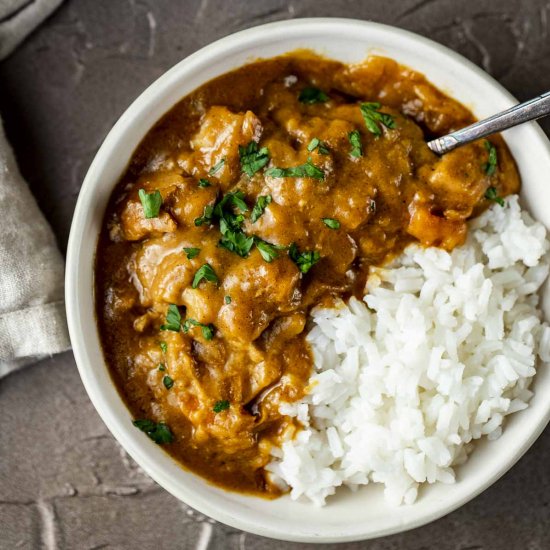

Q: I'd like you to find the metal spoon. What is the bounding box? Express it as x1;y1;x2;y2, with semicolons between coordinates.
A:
427;91;550;155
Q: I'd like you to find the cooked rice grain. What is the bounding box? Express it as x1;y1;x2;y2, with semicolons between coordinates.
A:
267;196;550;506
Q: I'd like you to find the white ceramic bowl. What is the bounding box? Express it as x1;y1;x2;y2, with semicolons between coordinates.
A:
66;18;550;543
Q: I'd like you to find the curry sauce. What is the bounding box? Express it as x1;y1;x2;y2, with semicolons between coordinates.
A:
95;51;520;495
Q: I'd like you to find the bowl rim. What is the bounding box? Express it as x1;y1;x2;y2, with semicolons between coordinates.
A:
66;17;550;543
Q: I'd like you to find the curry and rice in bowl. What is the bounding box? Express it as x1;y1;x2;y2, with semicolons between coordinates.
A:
95;51;550;505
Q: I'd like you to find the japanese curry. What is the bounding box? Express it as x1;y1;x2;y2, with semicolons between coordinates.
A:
95;51;519;496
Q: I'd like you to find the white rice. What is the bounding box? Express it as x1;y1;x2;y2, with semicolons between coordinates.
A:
267;195;550;506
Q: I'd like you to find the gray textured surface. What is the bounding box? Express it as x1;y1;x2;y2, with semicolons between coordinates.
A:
1;1;550;548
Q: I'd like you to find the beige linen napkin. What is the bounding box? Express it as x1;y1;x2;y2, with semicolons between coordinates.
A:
0;0;64;59
0;0;69;377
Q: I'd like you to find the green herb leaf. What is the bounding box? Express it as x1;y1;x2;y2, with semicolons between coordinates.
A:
159;341;167;353
227;191;248;213
224;295;231;304
484;186;505;207
251;195;272;223
299;87;329;104
201;325;214;340
289;243;321;274
212;192;254;257
348;130;363;157
219;229;255;257
208;158;225;176
307;138;330;155
160;304;181;332
213;400;230;413
158;363;166;371
360;102;396;136
307;137;320;151
183;247;200;259
133;419;174;444
307;138;321;152
214;191;248;220
239;141;270;176
198;178;212;188
194;204;215;226
163;375;174;390
195;191;255;258
192;263;218;288
182;318;215;340
322;218;340;229
483;140;498;176
255;237;282;263
265;157;324;180
216;205;247;255
138;189;163;219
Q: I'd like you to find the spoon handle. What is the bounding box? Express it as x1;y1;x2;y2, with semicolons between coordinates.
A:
427;91;550;154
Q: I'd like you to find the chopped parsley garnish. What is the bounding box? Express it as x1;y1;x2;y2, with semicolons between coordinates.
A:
255;237;283;263
485;186;505;207
213;400;230;413
265;157;324;180
194;191;275;260
219;230;255;257
158;363;166;371
360;102;396;136
307;138;330;155
192;263;218;288
210;191;248;233
224;295;232;304
194;204;215;226
348;130;363;157
212;191;254;257
183;318;215;340
208;158;225;176
183;247;200;259
159;341;167;353
162;375;174;390
133;419;174;444
483;140;498;176
322;218;340;229
138;189;162;219
251;195;272;223
215;190;248;214
299;87;329;104
239;141;270;176
160;304;181;332
198;178;212;188
289;243;321;274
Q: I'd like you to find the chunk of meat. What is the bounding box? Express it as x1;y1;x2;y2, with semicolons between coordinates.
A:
133;231;220;306
120;200;176;241
244;200;305;246
216;251;301;342
168;177;218;227
407;193;467;250
334;56;473;134
119;172;187;241
181;284;222;327
420;141;490;219
179;106;263;190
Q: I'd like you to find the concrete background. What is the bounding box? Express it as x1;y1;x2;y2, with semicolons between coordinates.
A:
1;0;549;548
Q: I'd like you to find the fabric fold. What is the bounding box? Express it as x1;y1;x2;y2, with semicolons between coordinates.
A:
0;116;70;377
0;0;64;59
0;0;69;377
0;301;68;376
